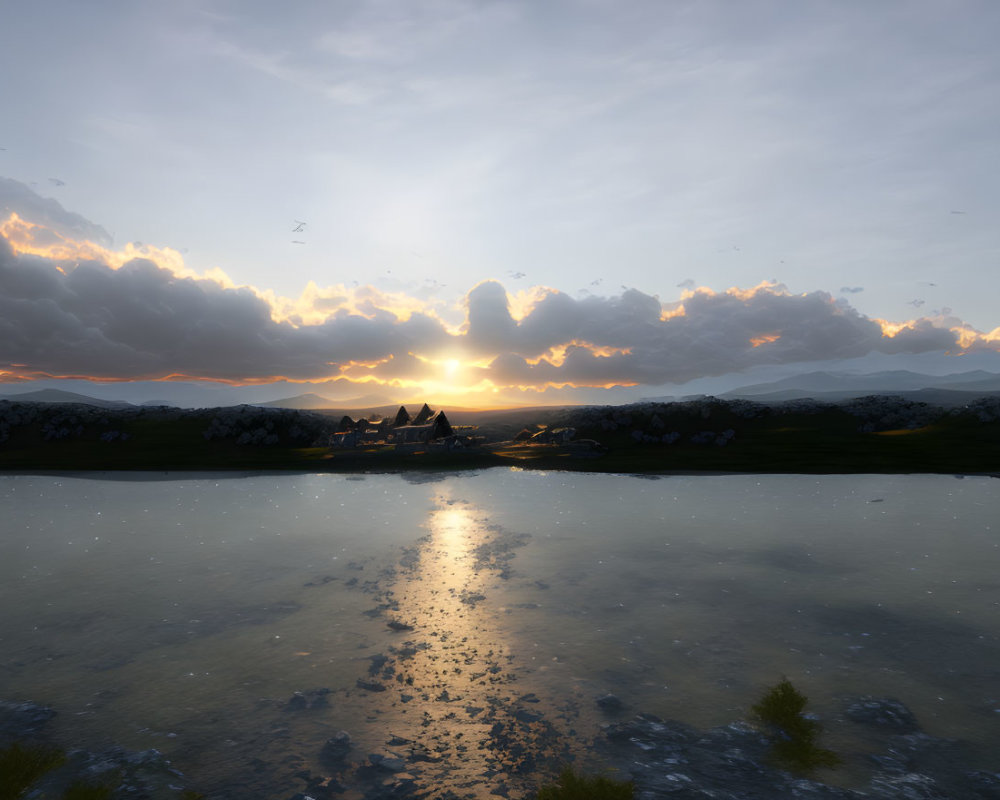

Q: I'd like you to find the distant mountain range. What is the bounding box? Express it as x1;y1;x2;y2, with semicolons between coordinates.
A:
0;388;401;412
0;388;135;409
719;369;1000;405
5;369;1000;412
253;391;396;410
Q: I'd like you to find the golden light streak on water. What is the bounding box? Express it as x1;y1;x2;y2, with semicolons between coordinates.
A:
319;494;572;799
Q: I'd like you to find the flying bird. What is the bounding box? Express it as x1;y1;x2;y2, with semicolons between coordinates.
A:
906;299;925;308
590;278;602;286
950;210;966;215
291;240;306;244
292;220;306;232
48;178;65;186
507;271;526;279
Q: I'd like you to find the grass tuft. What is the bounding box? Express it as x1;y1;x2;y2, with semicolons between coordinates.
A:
751;678;841;772
62;780;115;800
535;766;633;800
0;742;67;800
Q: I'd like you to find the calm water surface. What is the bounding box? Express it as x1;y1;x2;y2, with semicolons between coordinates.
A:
1;470;998;797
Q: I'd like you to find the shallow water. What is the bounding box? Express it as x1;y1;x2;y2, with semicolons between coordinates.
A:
1;470;998;797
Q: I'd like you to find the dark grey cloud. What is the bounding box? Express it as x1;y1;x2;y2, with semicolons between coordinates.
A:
0;239;989;390
468;280;971;387
0;238;449;382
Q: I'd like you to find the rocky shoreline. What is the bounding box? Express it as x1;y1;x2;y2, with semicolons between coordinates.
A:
5;694;1000;799
0;699;203;798
4;484;999;799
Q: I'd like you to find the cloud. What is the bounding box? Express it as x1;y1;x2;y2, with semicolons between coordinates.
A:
2;183;999;394
0;236;451;384
0;178;112;246
466;282;979;387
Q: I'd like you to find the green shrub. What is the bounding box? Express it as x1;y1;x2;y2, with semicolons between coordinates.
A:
535;766;633;800
751;678;841;772
62;780;115;800
0;742;66;800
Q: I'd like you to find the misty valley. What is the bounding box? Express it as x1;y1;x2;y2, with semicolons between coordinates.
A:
2;471;999;799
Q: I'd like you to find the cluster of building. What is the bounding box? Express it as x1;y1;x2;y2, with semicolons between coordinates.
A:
329;403;459;448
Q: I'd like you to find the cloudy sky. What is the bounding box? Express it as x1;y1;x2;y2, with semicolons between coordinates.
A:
2;0;999;407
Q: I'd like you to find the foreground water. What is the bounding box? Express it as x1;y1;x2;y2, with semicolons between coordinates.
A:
1;470;998;798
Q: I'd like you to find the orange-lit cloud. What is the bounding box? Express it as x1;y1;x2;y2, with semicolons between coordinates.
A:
3;179;1000;402
750;333;781;348
1;213;234;287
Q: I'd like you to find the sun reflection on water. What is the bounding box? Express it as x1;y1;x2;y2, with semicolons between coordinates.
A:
335;492;570;799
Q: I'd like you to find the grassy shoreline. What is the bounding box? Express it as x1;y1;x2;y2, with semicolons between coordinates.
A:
2;397;998;475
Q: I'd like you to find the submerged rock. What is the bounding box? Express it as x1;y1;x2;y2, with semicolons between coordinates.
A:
320;731;353;768
0;699;56;739
596;693;625;712
845;696;920;733
601;709;1000;799
285;688;331;711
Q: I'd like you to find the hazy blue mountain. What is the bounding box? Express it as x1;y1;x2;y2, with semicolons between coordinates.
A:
721;369;1000;404
255;392;397;410
0;389;134;408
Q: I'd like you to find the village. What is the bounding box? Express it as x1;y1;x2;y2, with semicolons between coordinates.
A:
328;403;462;450
326;402;581;452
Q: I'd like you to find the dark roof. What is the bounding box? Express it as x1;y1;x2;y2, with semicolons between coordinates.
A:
413;403;434;425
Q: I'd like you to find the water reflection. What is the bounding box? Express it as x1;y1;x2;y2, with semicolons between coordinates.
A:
333;492;569;799
3;472;999;798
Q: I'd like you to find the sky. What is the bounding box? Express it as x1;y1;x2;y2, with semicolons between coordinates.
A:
2;0;1000;408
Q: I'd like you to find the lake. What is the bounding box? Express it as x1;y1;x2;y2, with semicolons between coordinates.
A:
1;470;998;798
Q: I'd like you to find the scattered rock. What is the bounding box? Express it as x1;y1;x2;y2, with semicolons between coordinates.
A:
602;711;1000;800
303;575;337;587
0;699;56;738
368;653;391;676
387;620;414;632
596;693;624;712
845;696;920;733
369;754;407;772
320;731;352;767
285;688;331;711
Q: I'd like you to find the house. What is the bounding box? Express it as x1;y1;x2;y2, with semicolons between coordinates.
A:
328;404;455;448
412;403;434;425
390;410;453;444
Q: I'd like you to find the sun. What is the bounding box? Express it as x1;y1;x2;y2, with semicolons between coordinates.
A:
444;359;461;377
